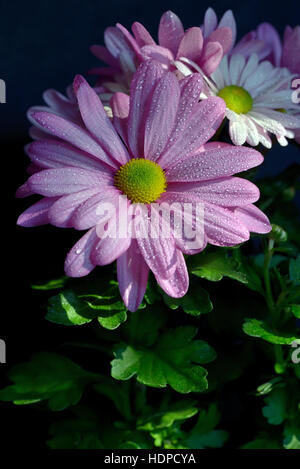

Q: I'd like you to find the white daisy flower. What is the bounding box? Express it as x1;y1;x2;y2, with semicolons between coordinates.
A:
200;53;300;148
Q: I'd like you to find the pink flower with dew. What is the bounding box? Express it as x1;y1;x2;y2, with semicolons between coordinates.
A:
201;53;300;147
17;62;270;312
281;26;300;75
90;9;233;95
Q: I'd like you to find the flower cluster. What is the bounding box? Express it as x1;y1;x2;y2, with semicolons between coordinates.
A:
17;8;300;311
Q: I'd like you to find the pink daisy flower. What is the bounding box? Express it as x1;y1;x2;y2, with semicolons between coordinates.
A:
17;61;270;312
90;10;233;96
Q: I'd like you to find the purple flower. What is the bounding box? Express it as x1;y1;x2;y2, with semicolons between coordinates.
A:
17;62;270;311
90;10;233;93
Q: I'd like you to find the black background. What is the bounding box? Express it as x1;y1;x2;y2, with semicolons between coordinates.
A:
0;0;299;450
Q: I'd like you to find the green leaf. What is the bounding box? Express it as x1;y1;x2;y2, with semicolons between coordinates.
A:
47;282;128;330
0;353;98;411
98;311;127;330
241;437;280;449
162;283;212;316
47;290;96;326
290;304;300;318
137;400;198;431
283;425;300;449
189;251;247;283
289;256;300;285
243;318;299;345
31;276;68;290
262;389;287;425
184;404;228;449
111;326;215;393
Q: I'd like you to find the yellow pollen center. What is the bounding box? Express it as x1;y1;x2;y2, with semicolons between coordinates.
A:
218;85;253;114
114;158;167;203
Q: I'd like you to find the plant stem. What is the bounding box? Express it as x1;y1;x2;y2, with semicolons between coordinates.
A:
263;238;275;313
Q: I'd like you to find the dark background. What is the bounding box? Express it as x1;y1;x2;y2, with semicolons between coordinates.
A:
0;0;299;449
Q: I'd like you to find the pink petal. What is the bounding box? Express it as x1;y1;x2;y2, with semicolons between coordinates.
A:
234;204;271;234
16;181;34;198
48;188;99;227
206;27;233;55
132;21;156;47
73;75;129;166
28;110;118;169
104;26;135;59
160;97;226;169
91;231;131;266
159;192;207;254
110;92;130;144
177;27;204;62
43;89;80;122
204;203;250;246
165;142;263;181
91;205;131;265
127;61;165;157
167;177;260;206
140;44;174;65
144;72;180;161
219;10;237;47
202;8;218;37
116;23;142;59
257;23;282;67
17;197;58;227
200;41;223;76
135;205;177;279
90;44;119;68
155;250;189;298
158;74;203;164
27;139;110;172
71;190;119;230
28;168;111;197
64;227;98;277
117;240;149;312
158;10;184;56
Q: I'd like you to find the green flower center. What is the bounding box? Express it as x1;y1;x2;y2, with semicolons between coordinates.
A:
218;85;253;114
114;158;167;204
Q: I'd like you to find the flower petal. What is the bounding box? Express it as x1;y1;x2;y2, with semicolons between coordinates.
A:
64;227;98;277
73;75;129;165
27;139;110;172
117;240;149;312
168;176;260;206
200;41;223;76
17;197;58;227
177;27;204;62
110;92;130;144
28;110;117;168
158;10;184;56
132;21;156;47
155;250;189;298
160;97;226;169
144;72;180;161
28;168;111;197
135;205;177;279
234;204;271;234
48;188;99;227
165;142;263;181
127;61;165;156
204;203;250;246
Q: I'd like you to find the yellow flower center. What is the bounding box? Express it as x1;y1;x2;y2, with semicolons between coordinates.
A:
218;85;253;114
114;158;167;203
